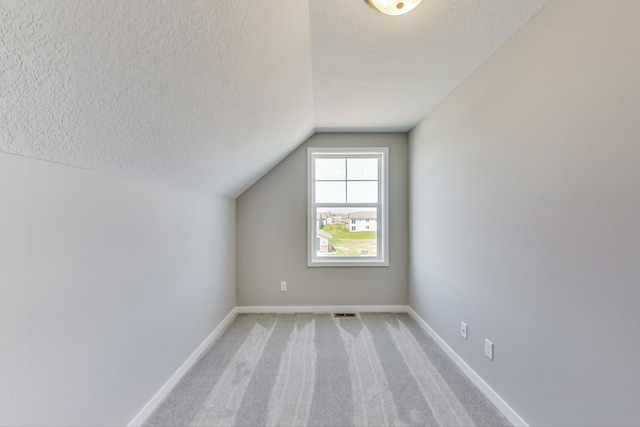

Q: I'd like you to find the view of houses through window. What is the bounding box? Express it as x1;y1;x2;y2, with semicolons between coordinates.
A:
316;207;377;257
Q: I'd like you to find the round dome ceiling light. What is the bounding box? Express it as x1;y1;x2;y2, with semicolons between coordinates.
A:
365;0;423;16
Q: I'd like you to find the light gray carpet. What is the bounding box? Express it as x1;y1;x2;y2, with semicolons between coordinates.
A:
145;313;510;427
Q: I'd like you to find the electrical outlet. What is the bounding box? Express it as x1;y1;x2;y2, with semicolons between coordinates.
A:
485;339;494;360
280;281;287;292
460;321;468;340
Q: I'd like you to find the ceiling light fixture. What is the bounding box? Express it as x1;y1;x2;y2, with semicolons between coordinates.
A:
365;0;423;16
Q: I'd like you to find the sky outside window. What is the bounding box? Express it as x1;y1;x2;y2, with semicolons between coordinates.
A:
315;157;378;204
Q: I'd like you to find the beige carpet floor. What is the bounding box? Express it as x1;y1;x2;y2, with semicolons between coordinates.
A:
145;313;510;427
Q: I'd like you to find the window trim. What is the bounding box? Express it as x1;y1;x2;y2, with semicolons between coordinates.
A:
307;146;389;267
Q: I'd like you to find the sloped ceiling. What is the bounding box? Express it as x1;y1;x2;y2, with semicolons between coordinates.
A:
310;0;549;130
0;0;548;197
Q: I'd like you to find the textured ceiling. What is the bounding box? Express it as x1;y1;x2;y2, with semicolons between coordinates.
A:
0;0;549;197
310;0;549;131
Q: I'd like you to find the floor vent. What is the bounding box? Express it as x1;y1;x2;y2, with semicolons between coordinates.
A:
333;313;357;318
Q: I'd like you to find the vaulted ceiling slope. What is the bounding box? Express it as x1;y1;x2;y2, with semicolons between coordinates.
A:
0;0;548;197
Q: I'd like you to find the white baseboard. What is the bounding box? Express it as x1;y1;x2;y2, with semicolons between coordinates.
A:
236;305;410;314
407;308;528;427
128;307;239;427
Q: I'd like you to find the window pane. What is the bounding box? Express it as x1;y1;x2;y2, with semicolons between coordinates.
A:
315;207;377;257
347;181;378;203
316;182;346;203
347;158;378;180
316;158;345;180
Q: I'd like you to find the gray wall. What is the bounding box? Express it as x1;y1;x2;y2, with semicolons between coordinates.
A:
237;133;408;306
409;1;640;425
0;152;236;426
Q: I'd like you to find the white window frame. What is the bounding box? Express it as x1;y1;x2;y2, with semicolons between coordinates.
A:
307;147;389;267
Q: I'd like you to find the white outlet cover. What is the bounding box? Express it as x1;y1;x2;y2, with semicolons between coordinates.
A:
280;281;287;291
461;321;468;340
485;339;494;360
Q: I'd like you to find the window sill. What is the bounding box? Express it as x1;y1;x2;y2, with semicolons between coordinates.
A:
307;259;389;268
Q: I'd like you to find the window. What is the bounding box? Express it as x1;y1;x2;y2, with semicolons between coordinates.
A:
308;147;389;267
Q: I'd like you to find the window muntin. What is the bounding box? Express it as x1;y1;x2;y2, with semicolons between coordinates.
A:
308;147;389;267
